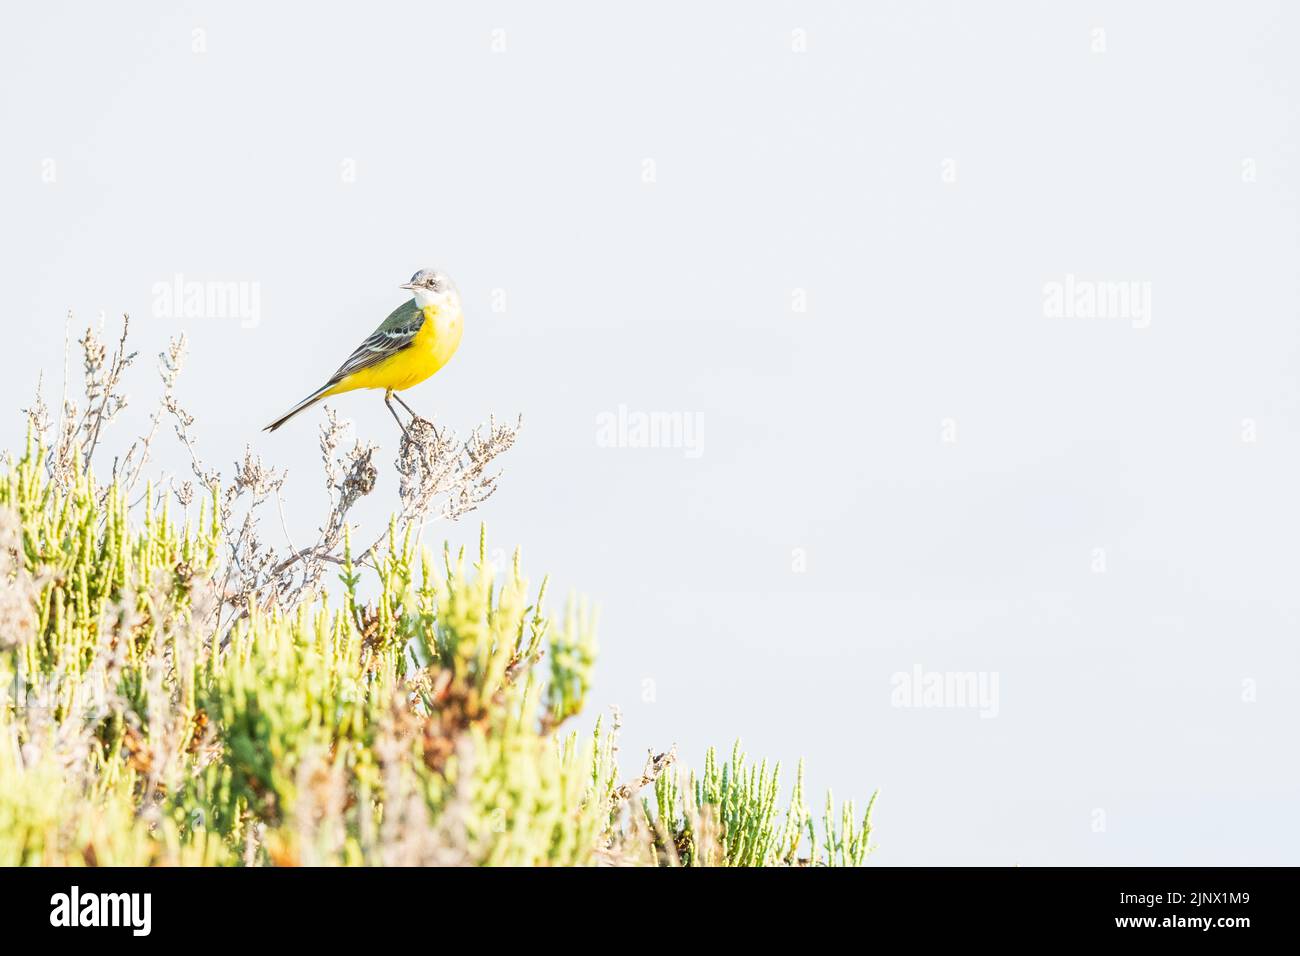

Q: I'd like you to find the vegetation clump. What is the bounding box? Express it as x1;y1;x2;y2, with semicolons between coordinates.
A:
0;315;875;866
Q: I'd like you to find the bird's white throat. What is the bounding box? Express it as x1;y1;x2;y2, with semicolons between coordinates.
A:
414;287;459;311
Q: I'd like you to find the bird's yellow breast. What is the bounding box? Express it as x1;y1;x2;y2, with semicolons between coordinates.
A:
341;305;464;393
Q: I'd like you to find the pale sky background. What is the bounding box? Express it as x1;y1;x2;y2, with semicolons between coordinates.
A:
2;2;1297;865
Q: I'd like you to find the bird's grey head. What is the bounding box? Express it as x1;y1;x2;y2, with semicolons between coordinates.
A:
399;268;458;309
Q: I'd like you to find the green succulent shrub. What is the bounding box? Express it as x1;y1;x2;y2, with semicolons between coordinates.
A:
0;319;876;866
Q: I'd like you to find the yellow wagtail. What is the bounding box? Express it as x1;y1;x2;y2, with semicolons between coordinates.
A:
264;268;464;434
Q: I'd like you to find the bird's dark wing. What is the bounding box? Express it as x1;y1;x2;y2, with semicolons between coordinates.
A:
326;298;425;385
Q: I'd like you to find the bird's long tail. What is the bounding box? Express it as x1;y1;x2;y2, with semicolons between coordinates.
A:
263;383;337;432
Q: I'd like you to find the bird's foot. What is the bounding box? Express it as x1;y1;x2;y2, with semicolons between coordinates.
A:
397;416;446;448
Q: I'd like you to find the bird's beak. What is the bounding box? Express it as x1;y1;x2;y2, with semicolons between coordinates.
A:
399;282;417;290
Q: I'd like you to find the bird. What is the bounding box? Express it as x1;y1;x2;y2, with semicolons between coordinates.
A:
263;268;464;434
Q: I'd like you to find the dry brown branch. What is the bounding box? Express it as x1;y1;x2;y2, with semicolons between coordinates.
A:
75;314;137;467
611;745;678;805
30;316;521;652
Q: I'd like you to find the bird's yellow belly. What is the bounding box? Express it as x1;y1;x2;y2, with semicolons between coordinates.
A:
344;308;463;393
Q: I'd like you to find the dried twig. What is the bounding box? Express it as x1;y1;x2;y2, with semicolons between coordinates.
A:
30;315;521;648
611;746;678;805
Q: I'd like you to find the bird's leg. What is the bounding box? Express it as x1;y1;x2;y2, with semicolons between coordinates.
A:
383;390;411;439
392;392;440;440
392;392;420;420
